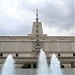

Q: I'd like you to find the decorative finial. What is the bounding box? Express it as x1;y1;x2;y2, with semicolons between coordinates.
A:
36;9;39;22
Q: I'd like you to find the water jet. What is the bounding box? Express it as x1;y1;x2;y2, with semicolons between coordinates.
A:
37;49;49;75
1;54;15;75
50;53;63;75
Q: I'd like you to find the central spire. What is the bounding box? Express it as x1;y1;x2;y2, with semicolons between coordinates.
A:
28;9;47;37
36;9;39;22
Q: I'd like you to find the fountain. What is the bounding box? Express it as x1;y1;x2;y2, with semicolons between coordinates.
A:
37;49;63;75
1;54;15;75
37;49;49;75
0;50;64;75
50;53;63;75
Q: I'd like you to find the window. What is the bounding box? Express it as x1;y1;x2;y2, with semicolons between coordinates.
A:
73;53;75;56
36;30;38;32
21;64;31;68
61;64;64;68
58;53;60;57
16;53;18;57
0;53;3;56
37;35;38;37
36;25;38;27
33;63;37;68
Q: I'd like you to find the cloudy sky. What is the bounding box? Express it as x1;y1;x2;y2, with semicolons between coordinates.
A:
0;0;74;36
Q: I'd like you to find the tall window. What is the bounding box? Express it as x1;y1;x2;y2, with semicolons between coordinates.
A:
58;53;60;57
73;53;75;56
0;53;3;56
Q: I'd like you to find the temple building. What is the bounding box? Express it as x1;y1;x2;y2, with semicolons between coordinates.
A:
0;9;75;68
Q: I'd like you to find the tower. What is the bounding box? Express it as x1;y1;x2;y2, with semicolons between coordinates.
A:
32;9;43;37
28;9;47;37
28;9;47;53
